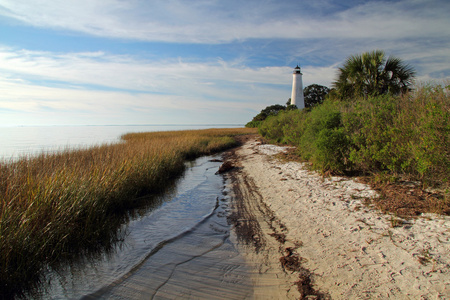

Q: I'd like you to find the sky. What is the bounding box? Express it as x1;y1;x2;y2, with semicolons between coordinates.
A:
0;0;449;126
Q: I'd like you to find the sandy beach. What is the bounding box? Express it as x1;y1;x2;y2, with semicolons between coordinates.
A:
226;136;450;299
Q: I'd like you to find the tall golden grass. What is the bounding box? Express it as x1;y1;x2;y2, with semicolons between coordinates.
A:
0;128;256;297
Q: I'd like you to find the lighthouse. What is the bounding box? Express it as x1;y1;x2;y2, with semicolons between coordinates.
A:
290;65;304;109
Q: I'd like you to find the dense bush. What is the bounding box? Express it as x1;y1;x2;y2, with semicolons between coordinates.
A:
298;101;351;172
245;104;287;127
303;84;330;108
258;84;450;189
245;120;263;128
259;110;302;143
343;94;406;173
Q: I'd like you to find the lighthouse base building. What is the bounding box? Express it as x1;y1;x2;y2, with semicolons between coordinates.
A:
291;65;304;109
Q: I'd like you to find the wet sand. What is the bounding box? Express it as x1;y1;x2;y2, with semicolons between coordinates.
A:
225;136;450;299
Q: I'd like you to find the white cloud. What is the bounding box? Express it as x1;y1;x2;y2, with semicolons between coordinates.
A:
0;47;294;92
1;0;448;82
0;47;311;125
0;74;259;125
0;0;448;43
1;0;448;125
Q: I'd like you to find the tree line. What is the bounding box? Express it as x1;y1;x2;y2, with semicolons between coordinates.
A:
247;50;416;128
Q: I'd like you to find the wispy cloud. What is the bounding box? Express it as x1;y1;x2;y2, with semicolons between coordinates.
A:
2;0;448;77
0;46;294;94
0;73;263;125
0;0;448;126
1;0;448;43
0;47;314;125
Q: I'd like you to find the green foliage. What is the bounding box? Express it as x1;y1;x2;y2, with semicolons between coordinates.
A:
303;84;330;108
260;101;351;173
255;109;303;144
258;84;449;188
342;85;449;187
281;110;308;145
408;85;450;185
258;113;287;143
315;127;349;171
333;50;415;99
298;101;351;172
247;83;330;127
343;94;405;173
246;104;287;127
245;120;263;128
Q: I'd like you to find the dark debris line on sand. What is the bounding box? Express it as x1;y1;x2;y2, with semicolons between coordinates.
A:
222;136;330;299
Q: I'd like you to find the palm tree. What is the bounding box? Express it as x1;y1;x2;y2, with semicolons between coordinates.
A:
333;50;415;99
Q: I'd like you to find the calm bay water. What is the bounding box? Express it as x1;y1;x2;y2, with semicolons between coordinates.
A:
0;124;243;161
32;155;254;299
3;124;255;298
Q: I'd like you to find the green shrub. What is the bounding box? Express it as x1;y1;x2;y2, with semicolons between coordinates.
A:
314;127;350;172
245;120;262;128
343;94;407;173
258;110;305;144
407;84;450;186
299;101;351;173
257;83;449;188
281;110;308;145
342;86;449;186
258;114;286;143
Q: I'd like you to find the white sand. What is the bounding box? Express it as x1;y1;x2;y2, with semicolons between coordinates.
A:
233;139;450;299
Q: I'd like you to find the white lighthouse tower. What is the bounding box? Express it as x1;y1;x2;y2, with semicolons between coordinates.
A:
290;65;304;109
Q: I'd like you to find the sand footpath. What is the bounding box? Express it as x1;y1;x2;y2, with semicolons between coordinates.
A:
227;137;450;299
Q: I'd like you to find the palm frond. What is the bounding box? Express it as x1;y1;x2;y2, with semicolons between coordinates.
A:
333;50;416;99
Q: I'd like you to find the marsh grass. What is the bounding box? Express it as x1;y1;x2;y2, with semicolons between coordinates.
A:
0;128;255;298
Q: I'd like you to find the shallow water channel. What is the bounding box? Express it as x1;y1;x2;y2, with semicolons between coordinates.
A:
38;155;254;299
